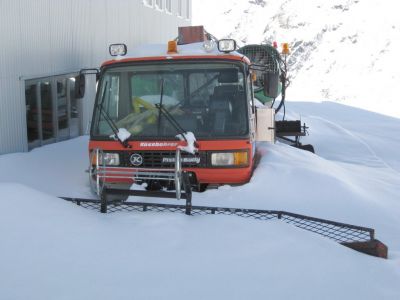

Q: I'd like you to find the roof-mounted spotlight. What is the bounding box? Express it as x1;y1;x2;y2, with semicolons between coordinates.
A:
217;39;237;53
109;43;127;56
203;39;215;52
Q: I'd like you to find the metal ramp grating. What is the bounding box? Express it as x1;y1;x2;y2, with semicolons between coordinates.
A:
62;198;373;244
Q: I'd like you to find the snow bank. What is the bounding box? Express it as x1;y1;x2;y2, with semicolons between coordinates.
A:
0;136;91;198
0;102;400;298
1;182;399;300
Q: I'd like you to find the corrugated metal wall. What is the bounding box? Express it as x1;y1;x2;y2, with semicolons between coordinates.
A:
0;0;191;154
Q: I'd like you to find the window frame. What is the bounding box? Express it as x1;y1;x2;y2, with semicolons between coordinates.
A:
154;0;163;11
165;0;172;14
91;59;251;141
24;72;81;151
185;0;191;20
177;0;183;18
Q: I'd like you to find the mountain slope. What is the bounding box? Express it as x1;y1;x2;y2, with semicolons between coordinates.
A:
192;0;400;117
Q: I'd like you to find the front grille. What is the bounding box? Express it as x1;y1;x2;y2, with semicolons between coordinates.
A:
118;151;208;168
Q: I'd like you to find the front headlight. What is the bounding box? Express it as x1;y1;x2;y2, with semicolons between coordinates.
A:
92;152;120;166
211;151;248;166
101;153;120;165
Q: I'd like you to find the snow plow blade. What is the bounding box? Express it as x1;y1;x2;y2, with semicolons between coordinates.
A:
60;197;388;259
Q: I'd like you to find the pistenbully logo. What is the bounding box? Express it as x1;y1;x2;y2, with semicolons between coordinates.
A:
130;153;143;166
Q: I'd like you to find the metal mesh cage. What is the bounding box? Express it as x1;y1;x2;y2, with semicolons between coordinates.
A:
238;44;281;88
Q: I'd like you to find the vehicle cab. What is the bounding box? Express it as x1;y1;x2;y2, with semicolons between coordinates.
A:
79;27;276;194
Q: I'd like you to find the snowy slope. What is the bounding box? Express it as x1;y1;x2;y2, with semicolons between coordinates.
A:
1;101;400;299
192;0;400;118
1;183;399;300
1;2;399;298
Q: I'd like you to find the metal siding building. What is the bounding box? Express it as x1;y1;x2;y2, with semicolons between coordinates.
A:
0;0;191;154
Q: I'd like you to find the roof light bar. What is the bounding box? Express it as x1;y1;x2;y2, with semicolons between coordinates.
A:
109;43;127;56
217;39;237;53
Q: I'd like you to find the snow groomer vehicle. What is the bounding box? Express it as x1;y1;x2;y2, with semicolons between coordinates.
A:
72;26;387;258
77;26;294;204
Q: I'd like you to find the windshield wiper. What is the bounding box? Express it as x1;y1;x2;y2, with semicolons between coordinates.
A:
157;78;165;136
97;82;131;148
155;103;188;142
155;79;198;147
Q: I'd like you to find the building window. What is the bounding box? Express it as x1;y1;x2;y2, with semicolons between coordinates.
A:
25;83;40;145
177;0;183;17
185;0;190;19
143;0;153;8
166;0;172;13
155;0;163;10
25;74;81;150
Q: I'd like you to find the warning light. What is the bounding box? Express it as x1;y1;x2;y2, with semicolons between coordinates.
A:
282;43;290;55
167;40;178;54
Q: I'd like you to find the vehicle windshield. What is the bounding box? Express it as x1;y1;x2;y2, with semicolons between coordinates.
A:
92;62;249;139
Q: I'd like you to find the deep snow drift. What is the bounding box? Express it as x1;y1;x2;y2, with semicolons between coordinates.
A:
1;101;400;299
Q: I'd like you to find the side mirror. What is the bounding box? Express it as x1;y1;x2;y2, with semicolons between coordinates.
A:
263;72;280;99
75;74;86;99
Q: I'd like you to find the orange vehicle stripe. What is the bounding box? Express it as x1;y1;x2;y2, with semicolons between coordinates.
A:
102;55;250;67
89;140;251;151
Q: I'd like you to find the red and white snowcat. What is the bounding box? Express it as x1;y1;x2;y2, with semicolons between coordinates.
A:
75;26;311;204
71;26;387;258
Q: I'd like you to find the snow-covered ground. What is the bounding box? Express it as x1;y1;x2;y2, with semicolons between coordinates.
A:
1;101;400;299
1;1;400;298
